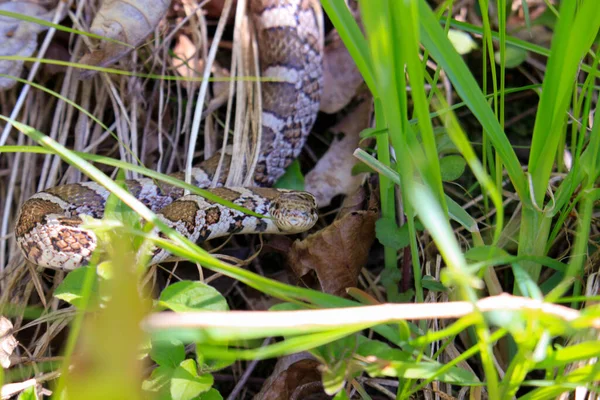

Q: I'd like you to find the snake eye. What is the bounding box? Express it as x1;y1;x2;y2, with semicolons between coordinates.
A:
270;192;318;233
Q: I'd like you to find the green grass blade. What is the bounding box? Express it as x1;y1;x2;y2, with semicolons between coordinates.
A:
418;0;527;198
528;0;600;204
393;0;447;214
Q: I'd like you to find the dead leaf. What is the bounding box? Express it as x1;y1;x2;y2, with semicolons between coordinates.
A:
289;179;379;296
320;1;363;114
0;1;65;90
0;316;18;368
78;0;171;78
305;99;372;207
254;353;327;400
172;34;230;97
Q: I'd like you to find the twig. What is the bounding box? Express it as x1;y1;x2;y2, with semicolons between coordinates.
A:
143;293;600;331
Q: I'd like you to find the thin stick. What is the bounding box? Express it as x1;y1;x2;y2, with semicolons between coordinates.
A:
143;293;600;331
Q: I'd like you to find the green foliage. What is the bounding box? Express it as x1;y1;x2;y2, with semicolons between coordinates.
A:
170;360;214;400
273;159;305;191
376;218;424;250
16;386;37;400
439;155;466;181
421;276;448;293
143;354;217;400
447;29;478;55
150;340;186;369
375;218;411;250
158;282;229;313
495;46;528;68
53;266;101;309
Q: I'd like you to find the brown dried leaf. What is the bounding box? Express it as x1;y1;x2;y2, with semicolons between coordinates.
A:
0;316;18;368
78;0;170;78
172;34;230;96
289;180;379;296
305;99;372;207
0;1;65;90
254;354;326;400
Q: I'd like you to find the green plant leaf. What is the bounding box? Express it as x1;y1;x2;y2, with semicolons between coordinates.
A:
421;276;449;292
357;337;412;364
151;339;186;368
158;281;229;312
448;29;478;54
333;390;350;400
495;46;528;68
439;155;466;181
53;266;100;309
375;218;410;250
274;159;305;191
142;365;174;395
17;386;37;400
170;359;214;400
198;388;223;400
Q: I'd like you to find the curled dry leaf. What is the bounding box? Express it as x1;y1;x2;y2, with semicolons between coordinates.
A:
0;1;65;90
78;0;170;78
0;316;18;368
254;353;325;400
289;178;380;296
305;99;372;207
320;0;363;113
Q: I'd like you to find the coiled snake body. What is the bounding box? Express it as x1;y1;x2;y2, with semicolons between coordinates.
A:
15;0;323;270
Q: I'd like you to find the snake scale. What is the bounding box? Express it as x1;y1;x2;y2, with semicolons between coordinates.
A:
15;0;323;270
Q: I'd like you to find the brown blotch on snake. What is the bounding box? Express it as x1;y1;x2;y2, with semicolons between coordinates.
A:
14;198;64;237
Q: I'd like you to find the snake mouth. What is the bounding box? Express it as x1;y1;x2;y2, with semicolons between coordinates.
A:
276;209;318;233
269;192;318;234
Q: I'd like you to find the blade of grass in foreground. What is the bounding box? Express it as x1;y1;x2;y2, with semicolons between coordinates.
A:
360;0;422;310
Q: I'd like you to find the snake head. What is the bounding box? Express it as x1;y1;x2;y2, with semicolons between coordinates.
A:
269;191;318;234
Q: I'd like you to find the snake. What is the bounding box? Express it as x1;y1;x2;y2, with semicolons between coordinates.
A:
14;0;323;270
